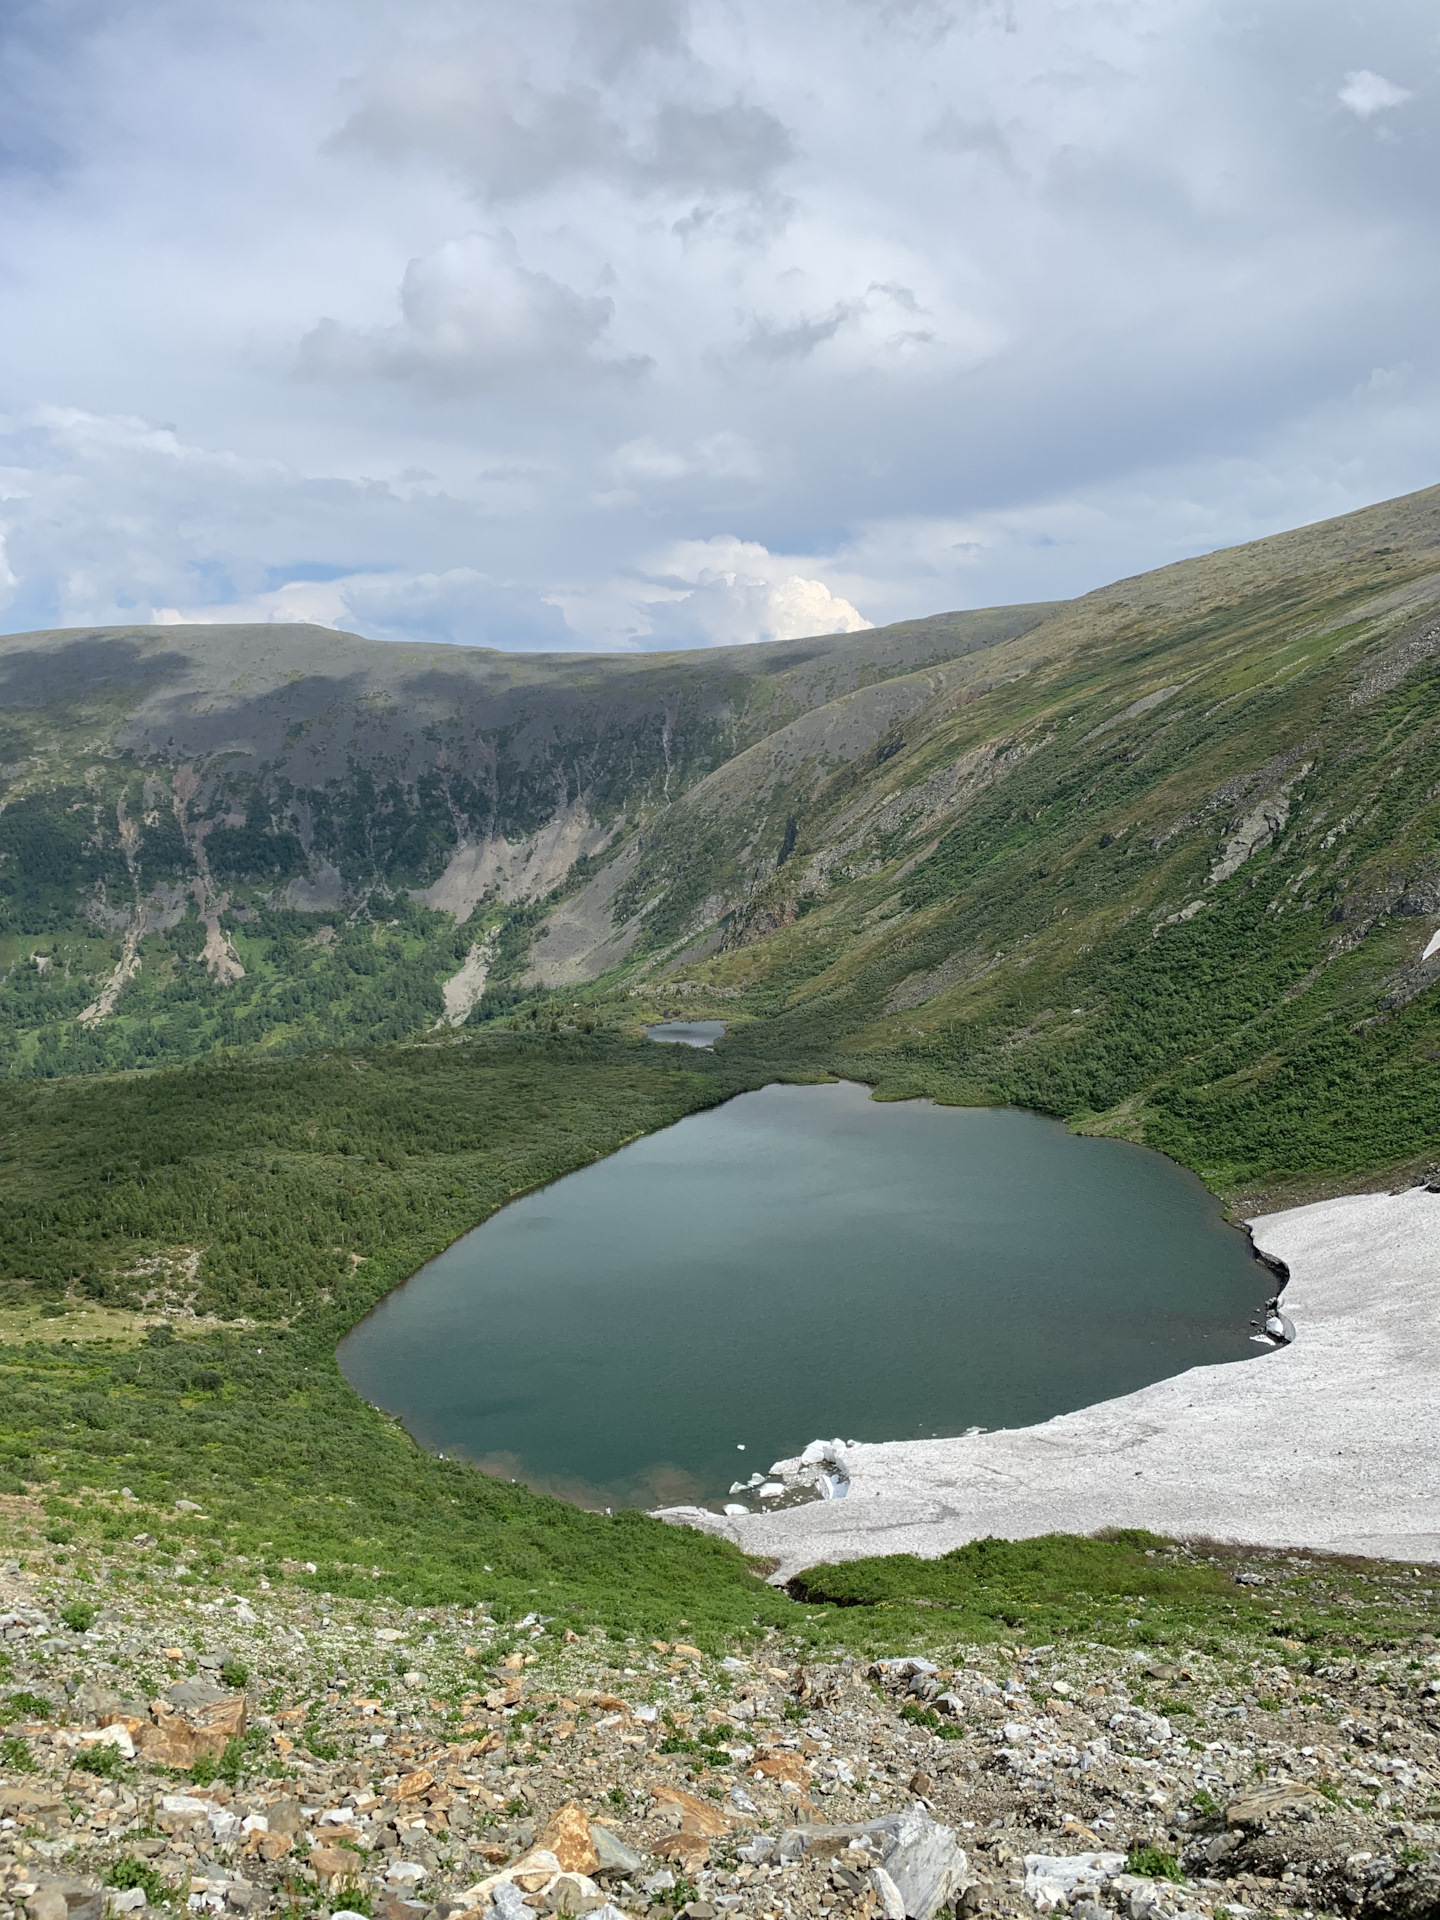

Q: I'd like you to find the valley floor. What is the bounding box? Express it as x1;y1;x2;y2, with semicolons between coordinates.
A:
660;1189;1440;1579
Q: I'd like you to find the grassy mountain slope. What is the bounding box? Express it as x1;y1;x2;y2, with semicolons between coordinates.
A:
578;488;1440;1207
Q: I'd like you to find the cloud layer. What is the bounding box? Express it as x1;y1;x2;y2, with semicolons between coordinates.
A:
1;0;1437;650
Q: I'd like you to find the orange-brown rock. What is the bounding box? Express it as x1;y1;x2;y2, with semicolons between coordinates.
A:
395;1769;434;1800
93;1709;149;1737
535;1802;598;1876
751;1748;809;1788
653;1833;710;1869
650;1786;729;1836
309;1846;364;1887
133;1687;247;1769
135;1721;212;1768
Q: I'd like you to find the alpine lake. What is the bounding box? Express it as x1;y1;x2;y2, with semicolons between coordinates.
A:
338;1033;1276;1512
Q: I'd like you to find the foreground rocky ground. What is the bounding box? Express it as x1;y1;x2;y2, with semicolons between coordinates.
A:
3;1502;1439;1920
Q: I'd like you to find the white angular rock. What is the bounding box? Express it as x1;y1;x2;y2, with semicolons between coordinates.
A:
1023;1854;1127;1913
870;1869;906;1920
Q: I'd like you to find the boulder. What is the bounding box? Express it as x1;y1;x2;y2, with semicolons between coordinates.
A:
262;1798;304;1838
536;1803;598;1875
0;1787;66;1829
78;1725;135;1760
1023;1854;1127;1914
25;1881;103;1920
873;1814;968;1920
771;1815;967;1920
870;1869;906;1920
1226;1782;1329;1828
588;1825;646;1879
649;1786;730;1837
309;1848;365;1890
135;1684;245;1768
750;1749;809;1790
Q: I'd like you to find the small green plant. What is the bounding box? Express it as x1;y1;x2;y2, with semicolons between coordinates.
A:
220;1659;249;1689
899;1703;966;1741
190;1753;219;1787
661;1879;698;1911
505;1797;528;1818
221;1728;268;1781
5;1692;53;1719
107;1857;171;1906
1398;1844;1426;1867
657;1715;734;1768
1256;1696;1281;1712
1;1734;36;1773
60;1601;96;1634
1125;1846;1184;1883
1157;1696;1194;1717
1191;1789;1221;1824
605;1787;626;1811
333;1890;371;1918
74;1742;125;1777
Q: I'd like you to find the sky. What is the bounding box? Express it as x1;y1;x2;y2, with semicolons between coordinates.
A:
1;0;1437;652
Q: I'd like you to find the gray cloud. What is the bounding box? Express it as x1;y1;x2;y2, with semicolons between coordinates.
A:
739;302;864;364
296;233;647;394
330;36;793;206
575;0;692;80
1;0;1438;652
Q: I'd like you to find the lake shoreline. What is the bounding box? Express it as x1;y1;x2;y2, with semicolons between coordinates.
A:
339;1082;1271;1511
658;1184;1440;1574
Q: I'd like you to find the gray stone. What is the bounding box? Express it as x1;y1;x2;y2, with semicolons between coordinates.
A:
588;1825;646;1879
163;1676;230;1713
27;1880;104;1920
1225;1781;1328;1826
490;1886;530;1920
263;1798;304;1838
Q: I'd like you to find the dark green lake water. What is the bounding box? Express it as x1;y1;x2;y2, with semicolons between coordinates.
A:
337;1083;1271;1509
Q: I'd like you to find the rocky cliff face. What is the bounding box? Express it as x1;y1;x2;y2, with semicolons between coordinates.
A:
0;608;1050;1070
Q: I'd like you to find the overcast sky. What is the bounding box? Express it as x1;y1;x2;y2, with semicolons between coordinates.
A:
1;0;1436;651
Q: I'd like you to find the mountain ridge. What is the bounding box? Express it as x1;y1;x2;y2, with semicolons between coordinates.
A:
0;485;1436;1208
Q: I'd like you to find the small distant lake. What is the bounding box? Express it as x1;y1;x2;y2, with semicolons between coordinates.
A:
645;1020;726;1048
338;1083;1274;1510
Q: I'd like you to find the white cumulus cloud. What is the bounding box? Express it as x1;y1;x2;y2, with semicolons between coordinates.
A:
297;233;645;394
631;536;873;649
1337;70;1413;118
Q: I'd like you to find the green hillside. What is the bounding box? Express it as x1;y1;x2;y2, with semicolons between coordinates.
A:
3;492;1435;1211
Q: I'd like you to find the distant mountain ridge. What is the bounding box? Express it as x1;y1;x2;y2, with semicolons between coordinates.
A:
1;485;1438;1202
0;602;1053;1067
